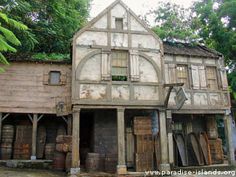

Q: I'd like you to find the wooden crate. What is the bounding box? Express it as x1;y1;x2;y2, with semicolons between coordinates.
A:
136;135;154;153
208;139;223;164
133;117;152;135
135;152;153;172
15;125;32;144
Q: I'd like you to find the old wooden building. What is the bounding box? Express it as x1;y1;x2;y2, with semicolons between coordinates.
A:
0;0;234;175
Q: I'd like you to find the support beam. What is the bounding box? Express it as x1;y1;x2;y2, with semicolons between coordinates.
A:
31;114;38;160
159;110;170;171
166;110;174;165
71;108;80;175
117;108;127;175
224;113;235;165
67;115;72;135
0;113;2;143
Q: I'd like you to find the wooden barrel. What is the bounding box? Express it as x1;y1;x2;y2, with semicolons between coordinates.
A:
2;125;14;143
86;153;100;171
45;143;55;160
0;143;12;160
13;142;31;159
57;125;66;136
105;154;117;173
36;126;46;159
53;152;65;171
65;152;72;170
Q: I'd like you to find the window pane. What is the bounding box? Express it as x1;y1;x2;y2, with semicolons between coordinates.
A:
206;67;218;90
112;51;128;81
50;71;61;85
115;18;123;30
177;65;189;88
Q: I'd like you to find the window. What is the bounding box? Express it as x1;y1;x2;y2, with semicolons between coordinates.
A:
49;71;61;85
206;66;218;90
115;18;123;30
111;51;128;81
177;65;189;88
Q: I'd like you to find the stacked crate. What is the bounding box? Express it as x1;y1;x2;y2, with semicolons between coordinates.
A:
134;117;153;172
206;117;224;164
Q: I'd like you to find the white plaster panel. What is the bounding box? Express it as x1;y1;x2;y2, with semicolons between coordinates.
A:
75;48;95;68
209;93;221;106
193;93;208;105
111;4;128;30
134;86;159;100
112;85;129;100
164;55;174;62
132;34;159;49
176;56;188;63
205;59;216;65
130;15;147;32
190;57;203;64
76;31;107;46
111;33;128;47
80;84;106;100
79;54;101;81
143;52;161;68
91;14;107;29
139;57;158;82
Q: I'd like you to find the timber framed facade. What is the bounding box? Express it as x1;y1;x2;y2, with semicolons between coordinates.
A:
0;0;234;175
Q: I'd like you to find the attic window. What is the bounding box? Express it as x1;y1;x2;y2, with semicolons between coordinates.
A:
115;18;123;30
49;71;61;85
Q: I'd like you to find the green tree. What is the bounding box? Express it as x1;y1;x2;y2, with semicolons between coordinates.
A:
0;12;27;72
1;0;90;55
150;2;200;43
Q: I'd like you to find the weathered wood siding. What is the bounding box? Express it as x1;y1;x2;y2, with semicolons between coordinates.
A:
72;1;164;106
0;62;71;114
164;54;230;111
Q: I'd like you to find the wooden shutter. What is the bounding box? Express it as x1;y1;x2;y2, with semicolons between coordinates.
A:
101;50;111;81
43;72;49;85
220;68;228;90
130;50;140;81
198;66;207;89
168;64;177;83
61;72;67;85
191;65;200;89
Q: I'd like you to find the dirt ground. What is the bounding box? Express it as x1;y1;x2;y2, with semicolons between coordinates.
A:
0;167;66;177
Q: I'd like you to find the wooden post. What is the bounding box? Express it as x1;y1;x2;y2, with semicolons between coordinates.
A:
117;108;127;175
166;110;174;164
0;113;2;143
224;113;235;165
31;114;38;160
159;110;170;171
67;115;72;135
71;107;80;174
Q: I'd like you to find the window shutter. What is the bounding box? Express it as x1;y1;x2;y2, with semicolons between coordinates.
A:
43;72;49;85
168;64;176;83
130;50;140;81
198;66;207;89
220;68;228;90
61;72;67;85
191;65;200;89
164;64;169;84
101;50;111;81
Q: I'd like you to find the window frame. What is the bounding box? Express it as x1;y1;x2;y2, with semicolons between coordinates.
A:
49;71;61;86
111;50;129;82
176;64;189;89
115;18;123;30
206;66;218;90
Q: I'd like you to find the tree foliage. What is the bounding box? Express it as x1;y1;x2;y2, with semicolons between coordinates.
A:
0;11;28;72
1;0;90;54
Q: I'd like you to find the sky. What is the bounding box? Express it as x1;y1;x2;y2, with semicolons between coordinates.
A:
89;0;197;26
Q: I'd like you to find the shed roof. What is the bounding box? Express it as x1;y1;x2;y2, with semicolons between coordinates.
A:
163;41;222;58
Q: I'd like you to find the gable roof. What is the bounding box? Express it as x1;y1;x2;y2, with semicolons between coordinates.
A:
73;0;162;44
163;41;222;58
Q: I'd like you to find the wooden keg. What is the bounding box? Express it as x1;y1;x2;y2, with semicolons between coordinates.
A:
85;153;100;171
105;154;117;173
45;143;55;160
0;143;12;160
53;152;66;171
2;125;14;143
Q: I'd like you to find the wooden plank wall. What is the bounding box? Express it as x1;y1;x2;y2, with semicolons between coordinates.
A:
0;62;72;114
